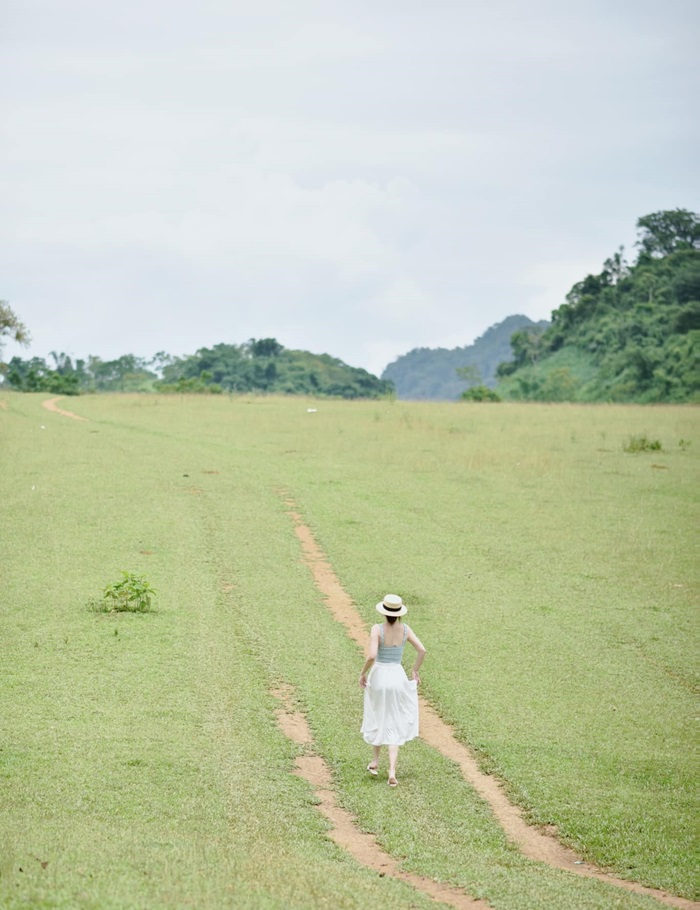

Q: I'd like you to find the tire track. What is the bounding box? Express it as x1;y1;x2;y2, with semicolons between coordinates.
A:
271;683;490;910
280;493;697;910
42;396;88;421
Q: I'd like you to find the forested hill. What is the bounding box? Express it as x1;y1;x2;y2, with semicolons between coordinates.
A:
5;339;393;399
382;315;549;400
496;209;700;403
157;340;393;398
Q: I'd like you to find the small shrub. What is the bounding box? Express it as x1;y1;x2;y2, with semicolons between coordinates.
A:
91;572;156;613
623;435;662;453
678;438;691;450
461;385;501;402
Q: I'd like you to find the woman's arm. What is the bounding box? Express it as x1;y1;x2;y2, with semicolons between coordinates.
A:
406;626;426;682
359;625;380;688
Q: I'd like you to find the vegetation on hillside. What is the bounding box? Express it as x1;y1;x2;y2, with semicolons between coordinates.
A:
497;209;700;402
4;339;393;399
382;315;548;400
156;338;392;398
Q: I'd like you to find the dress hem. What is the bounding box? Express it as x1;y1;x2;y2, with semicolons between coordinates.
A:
361;732;419;747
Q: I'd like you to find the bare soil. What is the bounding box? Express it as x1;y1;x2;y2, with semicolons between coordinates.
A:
42;397;88;421
280;493;698;910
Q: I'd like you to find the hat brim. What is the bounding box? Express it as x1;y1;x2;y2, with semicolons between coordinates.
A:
376;602;408;617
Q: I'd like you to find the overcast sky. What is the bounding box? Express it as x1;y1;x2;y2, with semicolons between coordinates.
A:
2;0;698;376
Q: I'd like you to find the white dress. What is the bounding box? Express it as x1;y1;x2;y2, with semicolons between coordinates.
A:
361;623;419;746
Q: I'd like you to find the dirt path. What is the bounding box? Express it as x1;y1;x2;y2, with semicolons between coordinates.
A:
272;684;490;910
280;494;697;910
42;397;88;421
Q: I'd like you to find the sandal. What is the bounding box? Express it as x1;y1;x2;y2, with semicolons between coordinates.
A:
388;776;398;788
367;763;378;776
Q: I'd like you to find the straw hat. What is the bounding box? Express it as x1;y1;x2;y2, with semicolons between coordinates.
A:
375;594;408;617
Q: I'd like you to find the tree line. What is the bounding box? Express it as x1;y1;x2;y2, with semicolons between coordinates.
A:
3;209;697;403
0;334;393;399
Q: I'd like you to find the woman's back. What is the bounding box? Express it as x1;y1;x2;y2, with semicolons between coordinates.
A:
376;622;408;664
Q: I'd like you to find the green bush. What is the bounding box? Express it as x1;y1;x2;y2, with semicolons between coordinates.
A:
6;366;80;395
92;572;156;613
461;385;501;402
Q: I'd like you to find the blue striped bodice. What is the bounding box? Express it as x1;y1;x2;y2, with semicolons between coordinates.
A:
376;623;408;664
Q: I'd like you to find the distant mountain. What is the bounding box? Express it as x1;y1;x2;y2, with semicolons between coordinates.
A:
381;315;549;400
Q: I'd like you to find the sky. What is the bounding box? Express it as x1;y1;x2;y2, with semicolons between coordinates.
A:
1;0;698;377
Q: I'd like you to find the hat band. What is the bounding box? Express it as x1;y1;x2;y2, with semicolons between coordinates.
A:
383;601;402;612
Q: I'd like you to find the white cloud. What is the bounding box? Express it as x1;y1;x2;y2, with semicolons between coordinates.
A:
1;0;698;373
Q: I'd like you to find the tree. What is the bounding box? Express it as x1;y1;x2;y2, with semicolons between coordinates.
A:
249;338;284;358
602;247;629;286
0;301;30;358
672;260;700;305
5;355;80;395
455;363;481;390
508;326;548;367
636;209;700;260
49;351;74;374
461;385;501;402
148;351;175;376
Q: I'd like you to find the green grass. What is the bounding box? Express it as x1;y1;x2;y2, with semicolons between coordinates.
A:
0;391;697;908
0;394;438;910
623;434;663;453
276;399;698;896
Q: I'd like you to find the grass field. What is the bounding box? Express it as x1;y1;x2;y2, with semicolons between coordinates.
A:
1;392;697;910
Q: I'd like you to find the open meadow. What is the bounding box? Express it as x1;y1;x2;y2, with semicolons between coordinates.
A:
1;391;698;910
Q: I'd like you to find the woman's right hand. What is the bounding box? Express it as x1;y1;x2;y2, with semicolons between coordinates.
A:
411;669;421;684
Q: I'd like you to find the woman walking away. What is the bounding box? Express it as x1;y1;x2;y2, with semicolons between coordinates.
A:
359;594;426;787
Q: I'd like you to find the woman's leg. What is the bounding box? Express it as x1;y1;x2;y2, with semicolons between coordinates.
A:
369;745;381;771
388;745;399;783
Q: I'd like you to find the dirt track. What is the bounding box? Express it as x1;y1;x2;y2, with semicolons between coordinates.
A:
272;684;489;910
42;397;88;421
281;493;698;910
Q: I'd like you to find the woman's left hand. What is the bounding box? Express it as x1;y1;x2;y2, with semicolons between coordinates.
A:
359;673;368;689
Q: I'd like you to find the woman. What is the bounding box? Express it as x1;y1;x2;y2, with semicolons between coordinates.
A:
359;594;426;787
